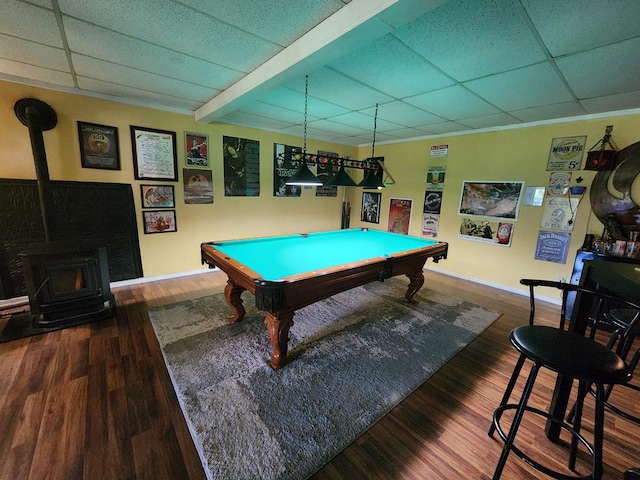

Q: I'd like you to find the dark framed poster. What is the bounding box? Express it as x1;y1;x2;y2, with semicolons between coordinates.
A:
143;210;177;234
130;125;178;181
273;143;302;197
185;132;209;167
361;191;381;223
77;121;120;170
223;136;260;196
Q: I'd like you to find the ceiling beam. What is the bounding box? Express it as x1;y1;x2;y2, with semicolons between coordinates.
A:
195;0;447;123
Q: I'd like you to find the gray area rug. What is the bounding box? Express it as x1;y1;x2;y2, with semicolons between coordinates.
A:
148;277;501;480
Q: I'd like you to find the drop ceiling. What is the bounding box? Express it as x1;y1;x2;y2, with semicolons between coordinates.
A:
2;0;640;146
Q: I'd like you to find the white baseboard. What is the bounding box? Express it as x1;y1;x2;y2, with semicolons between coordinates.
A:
427;265;561;306
3;265;561;309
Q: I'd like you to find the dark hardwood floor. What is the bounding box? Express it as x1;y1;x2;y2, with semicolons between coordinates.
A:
0;270;638;479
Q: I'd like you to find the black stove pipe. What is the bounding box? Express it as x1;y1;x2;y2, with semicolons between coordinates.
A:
14;98;58;242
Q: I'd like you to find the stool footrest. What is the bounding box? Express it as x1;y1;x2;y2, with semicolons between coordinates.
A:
492;403;595;480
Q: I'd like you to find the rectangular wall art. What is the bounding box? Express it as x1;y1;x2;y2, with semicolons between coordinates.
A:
458;181;524;220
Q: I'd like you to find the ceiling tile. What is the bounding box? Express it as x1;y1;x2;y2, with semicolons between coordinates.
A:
57;0;280;72
328;111;403;133
286;67;393;111
393;0;546;82
521;0;640;56
307;118;370;137
77;77;202;111
216;110;294;131
556;37;640;99
458;113;521;129
0;34;69;71
177;0;348;46
63;18;242;90
510;101;587;123
0;1;61;46
581;90;640;114
240;101;319;125
423;121;473;135
404;85;501;120
329;34;454;98
258;88;351;117
464;62;574;111
72;55;217;102
0;59;74;88
360;101;445;127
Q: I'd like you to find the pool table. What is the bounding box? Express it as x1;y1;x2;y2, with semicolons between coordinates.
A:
200;228;448;368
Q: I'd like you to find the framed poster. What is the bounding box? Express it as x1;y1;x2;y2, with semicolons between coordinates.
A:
361;191;381;223
223;136;260;196
273;143;302;197
143;210;177;234
185;132;209;167
130;125;178;181
140;185;175;208
77;121;120;170
183;168;213;204
387;197;413;235
458;181;524;220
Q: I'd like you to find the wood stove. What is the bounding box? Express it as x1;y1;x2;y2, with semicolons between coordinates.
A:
20;241;116;327
0;98;118;341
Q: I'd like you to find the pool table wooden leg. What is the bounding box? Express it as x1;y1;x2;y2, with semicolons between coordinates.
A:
264;311;294;369
224;280;246;322
405;271;425;303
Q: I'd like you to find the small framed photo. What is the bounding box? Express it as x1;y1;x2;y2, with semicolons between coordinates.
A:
185;132;209;167
77;121;120;170
143;210;177;234
131;125;178;181
140;185;175;208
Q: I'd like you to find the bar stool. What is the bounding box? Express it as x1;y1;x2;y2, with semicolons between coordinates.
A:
488;279;640;480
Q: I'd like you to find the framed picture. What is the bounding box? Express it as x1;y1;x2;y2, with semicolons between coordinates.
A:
458;181;524;220
185;132;209;167
361;191;381;223
143;210;177;234
77;121;120;170
130;125;178;181
140;185;175;208
387;197;413;235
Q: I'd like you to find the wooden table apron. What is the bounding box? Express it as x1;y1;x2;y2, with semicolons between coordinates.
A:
200;239;448;369
545;260;640;441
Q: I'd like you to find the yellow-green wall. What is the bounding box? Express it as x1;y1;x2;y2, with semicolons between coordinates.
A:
2;79;640;294
0;80;355;277
351;115;640;291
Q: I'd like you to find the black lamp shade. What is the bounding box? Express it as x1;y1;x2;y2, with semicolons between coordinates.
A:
285;162;323;186
358;169;384;189
325;166;357;187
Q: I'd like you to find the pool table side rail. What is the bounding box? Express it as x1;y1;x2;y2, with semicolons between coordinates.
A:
201;240;448;313
255;241;448;313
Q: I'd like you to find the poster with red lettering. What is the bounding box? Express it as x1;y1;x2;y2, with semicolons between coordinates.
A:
387;198;413;235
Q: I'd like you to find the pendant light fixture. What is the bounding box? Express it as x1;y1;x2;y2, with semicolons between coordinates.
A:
286;76;323;186
358;104;384;189
325;161;357;187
